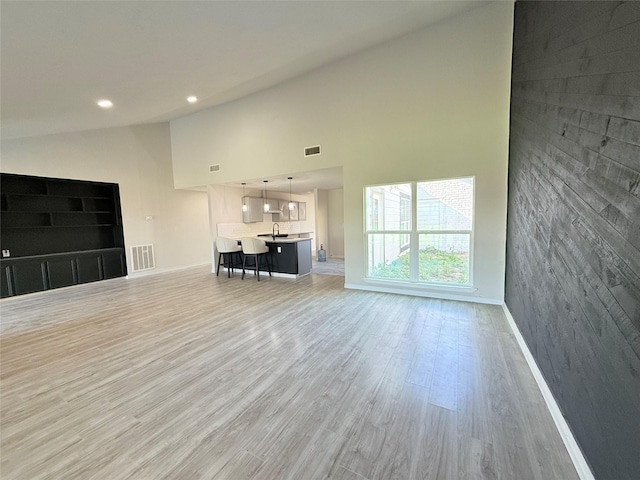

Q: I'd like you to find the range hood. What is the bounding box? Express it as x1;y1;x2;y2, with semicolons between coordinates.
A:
261;198;280;214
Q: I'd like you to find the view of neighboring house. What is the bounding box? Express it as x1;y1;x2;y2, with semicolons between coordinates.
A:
366;177;473;284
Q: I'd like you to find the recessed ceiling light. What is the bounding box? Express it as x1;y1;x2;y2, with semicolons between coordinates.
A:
187;96;198;103
97;99;113;108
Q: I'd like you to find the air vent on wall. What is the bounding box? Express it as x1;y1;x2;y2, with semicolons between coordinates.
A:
131;244;155;272
209;164;220;172
304;145;321;157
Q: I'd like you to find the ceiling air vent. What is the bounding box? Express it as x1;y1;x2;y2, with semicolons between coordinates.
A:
304;145;321;157
209;164;220;172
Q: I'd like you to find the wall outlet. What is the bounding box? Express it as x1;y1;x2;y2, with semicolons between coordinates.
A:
2;249;10;258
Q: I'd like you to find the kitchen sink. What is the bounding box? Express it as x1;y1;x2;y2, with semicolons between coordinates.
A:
258;233;288;238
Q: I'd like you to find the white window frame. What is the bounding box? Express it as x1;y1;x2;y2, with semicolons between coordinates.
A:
364;177;474;287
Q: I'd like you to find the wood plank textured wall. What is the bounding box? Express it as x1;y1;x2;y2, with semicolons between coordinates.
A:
505;2;640;479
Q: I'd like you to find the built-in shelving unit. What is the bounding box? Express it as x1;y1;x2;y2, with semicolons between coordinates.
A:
0;173;126;297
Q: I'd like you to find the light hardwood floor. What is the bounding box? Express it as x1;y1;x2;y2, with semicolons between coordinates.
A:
0;266;579;480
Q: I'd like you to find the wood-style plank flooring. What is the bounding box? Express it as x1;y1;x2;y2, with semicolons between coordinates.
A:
0;266;579;479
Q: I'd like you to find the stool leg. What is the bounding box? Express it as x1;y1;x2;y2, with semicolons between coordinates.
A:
216;252;223;276
229;252;236;276
242;254;247;279
255;254;260;281
234;252;242;276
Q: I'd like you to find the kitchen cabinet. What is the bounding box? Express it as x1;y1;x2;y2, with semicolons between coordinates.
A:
242;197;265;223
278;199;290;221
289;202;299;221
279;200;305;221
243;196;281;223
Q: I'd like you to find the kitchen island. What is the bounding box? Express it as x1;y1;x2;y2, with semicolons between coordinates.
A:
263;237;312;277
221;236;312;279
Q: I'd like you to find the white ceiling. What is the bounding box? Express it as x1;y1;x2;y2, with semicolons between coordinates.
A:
1;0;483;191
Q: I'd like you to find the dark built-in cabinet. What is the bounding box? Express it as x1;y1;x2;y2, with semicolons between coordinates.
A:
0;173;126;297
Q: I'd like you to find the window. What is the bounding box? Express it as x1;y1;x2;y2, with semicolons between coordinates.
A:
365;177;473;285
399;193;410;251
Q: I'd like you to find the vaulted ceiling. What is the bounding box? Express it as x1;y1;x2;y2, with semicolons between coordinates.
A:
1;1;482;140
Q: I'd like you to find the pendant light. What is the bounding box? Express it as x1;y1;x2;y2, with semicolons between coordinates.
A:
288;177;295;211
241;183;248;212
263;180;270;213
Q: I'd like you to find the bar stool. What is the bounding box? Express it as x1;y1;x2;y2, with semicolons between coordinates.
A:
216;237;242;277
240;237;271;281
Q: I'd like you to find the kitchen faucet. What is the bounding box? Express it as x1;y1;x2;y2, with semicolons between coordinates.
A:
272;223;280;238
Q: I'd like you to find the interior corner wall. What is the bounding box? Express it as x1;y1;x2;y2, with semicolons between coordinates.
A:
327;189;344;258
506;2;640;478
0;124;211;274
314;189;329;258
171;1;515;302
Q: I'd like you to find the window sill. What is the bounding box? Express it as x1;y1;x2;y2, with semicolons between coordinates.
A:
363;277;477;293
345;279;503;305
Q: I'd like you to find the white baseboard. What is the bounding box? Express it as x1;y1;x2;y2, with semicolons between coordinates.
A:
501;304;595;480
344;282;503;305
126;262;211;278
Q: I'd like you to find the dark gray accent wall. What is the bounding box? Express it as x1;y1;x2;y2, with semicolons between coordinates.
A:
506;2;640;479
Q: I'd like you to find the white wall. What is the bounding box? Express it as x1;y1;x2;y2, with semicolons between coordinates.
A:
0;123;211;274
327;189;344;258
170;2;514;302
314;189;329;258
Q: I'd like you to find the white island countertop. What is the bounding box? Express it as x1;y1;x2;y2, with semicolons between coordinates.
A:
230;236;312;244
261;237;312;243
